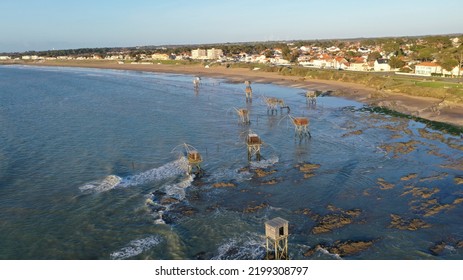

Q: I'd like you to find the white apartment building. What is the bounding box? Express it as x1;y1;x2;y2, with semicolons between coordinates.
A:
191;48;223;60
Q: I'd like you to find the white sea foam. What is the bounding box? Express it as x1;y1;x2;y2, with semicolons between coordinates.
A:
250;155;279;169
110;235;163;260
212;233;266;260
147;175;195;224
317;247;343;260
119;157;189;187
207;167;253;183
165;174;195;201
79;175;122;193
79;157;189;193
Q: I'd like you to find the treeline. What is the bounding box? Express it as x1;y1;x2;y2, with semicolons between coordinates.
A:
3;35;462;71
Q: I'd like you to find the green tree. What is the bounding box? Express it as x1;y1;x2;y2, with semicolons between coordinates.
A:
368;51;382;61
440;57;458;71
416;47;436;61
383;40;401;54
281;45;291;60
389;56;405;69
263;49;274;58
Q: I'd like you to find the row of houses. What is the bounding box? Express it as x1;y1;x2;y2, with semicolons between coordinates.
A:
296;52;462;76
298;54;393;72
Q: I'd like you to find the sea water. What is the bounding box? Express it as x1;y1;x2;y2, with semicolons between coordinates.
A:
0;65;462;259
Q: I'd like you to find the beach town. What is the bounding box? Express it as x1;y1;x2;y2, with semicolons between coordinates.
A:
3;35;462;129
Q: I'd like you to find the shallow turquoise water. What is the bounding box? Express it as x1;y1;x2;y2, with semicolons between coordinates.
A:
0;65;462;259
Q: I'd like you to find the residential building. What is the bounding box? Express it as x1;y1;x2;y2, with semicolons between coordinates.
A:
348;57;370;71
442;65;463;77
191;48;207;59
207;48;223;60
334;57;349;70
191;48;223;60
151;53;169;60
374;58;391;71
310;54;333;68
414;62;442;76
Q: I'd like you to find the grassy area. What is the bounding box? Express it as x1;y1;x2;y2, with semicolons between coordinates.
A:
415;81;463;89
257;65;463;103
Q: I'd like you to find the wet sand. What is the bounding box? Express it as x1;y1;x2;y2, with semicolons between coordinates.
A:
16;60;463;128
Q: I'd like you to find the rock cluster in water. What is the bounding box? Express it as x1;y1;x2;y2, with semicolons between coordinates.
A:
388;214;431;231
304;240;375;258
295;204;362;234
296;162;321;179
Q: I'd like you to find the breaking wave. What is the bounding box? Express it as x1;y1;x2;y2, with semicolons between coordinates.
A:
165;174;195;201
110;235;163;260
250;155;279;169
146;175;195;224
79;175;122;193
79;157;189;193
212;233;266;260
119;157;189;187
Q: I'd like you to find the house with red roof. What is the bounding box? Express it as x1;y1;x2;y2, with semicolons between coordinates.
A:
348;57;371;71
414;62;442;76
334;57;349;70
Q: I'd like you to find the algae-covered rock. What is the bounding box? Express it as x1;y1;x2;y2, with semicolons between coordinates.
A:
298;163;321;173
341;130;363;137
243;202;269;213
296;162;321;180
377;178;395;190
312;214;353;234
410;199;454;217
401;173;418;181
402;186;440;199
261;178;279;185
329;240;375;257
455;176;463;185
379;140;421;158
311;207;362;234
429;241;447;256
253;168;276;178
212;182;236;188
304;240;375;258
388;214;431;230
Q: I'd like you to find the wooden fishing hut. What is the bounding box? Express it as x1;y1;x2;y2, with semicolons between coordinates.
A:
235;108;250;125
246;133;262;161
187;150;202;175
265;217;289;260
291;116;311;139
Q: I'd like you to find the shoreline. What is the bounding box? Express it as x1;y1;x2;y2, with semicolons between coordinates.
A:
6;60;463;128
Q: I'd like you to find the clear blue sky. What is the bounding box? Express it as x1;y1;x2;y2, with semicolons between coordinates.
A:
1;0;462;52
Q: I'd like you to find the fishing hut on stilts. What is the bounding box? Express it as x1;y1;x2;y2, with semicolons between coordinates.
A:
246;132;262;161
234;107;250;125
193;76;201;90
289;115;311;139
245;86;253;103
305;90;317;106
244;80;253;103
263;96;290;115
182;144;203;176
265;217;289;260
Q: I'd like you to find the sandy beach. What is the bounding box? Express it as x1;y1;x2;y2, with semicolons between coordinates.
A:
14;60;463;128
